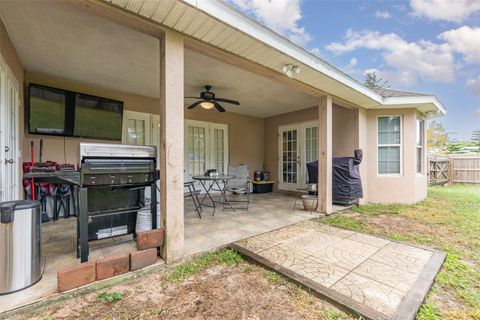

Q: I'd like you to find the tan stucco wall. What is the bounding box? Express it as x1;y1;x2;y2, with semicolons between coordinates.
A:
185;108;264;176
365;108;427;204
333;105;356;157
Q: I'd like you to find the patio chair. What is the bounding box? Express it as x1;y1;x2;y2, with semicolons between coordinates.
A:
226;164;251;210
184;181;203;218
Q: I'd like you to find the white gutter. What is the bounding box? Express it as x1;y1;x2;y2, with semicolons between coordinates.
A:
181;0;446;115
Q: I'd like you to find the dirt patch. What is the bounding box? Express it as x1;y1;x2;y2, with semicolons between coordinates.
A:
12;261;351;320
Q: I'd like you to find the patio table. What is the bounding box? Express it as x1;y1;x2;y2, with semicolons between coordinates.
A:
192;175;236;215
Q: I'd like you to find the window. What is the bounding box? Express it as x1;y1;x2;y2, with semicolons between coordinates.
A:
416;119;425;174
378;116;401;175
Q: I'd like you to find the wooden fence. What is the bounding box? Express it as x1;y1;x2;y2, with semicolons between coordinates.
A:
429;154;480;185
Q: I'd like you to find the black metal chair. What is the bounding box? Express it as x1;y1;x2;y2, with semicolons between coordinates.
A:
184;181;203;218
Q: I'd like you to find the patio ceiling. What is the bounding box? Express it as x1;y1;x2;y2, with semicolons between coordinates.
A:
0;0;318;118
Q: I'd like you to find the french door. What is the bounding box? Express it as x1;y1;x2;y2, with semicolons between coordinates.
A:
278;121;318;191
0;56;20;202
184;120;228;184
122;110;160;158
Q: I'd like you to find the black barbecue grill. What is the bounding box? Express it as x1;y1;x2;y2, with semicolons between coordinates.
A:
78;143;159;262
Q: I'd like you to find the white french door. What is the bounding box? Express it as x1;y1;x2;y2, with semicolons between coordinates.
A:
122;110;160;156
0;55;20;202
184;120;228;184
278;121;318;191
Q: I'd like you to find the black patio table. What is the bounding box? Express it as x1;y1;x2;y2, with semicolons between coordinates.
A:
192;175;236;215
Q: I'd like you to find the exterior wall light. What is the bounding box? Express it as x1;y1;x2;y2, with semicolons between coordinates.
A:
282;64;301;79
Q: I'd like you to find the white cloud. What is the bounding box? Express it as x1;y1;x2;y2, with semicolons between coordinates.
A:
473;109;480;117
326;29;455;84
438;26;480;64
467;77;480;96
310;47;323;57
229;0;311;45
375;10;391;19
410;0;480;23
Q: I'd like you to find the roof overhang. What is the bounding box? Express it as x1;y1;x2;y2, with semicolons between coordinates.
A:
380;95;446;118
98;0;446;117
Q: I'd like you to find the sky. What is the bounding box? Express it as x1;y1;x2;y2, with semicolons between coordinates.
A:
225;0;480;140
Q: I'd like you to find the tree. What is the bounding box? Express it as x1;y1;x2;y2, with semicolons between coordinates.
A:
427;120;449;151
445;139;463;154
364;72;389;89
471;129;480;147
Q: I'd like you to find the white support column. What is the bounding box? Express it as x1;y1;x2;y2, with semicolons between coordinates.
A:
318;96;333;214
160;30;184;262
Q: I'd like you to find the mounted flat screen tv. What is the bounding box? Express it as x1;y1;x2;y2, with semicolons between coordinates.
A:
28;84;123;140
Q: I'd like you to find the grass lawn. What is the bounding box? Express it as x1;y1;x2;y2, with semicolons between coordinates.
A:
323;184;480;320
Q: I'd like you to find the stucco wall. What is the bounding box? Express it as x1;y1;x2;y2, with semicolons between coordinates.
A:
365;108;427;204
333;105;356;157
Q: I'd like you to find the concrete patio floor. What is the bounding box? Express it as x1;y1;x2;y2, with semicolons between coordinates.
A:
231;219;445;320
184;192;347;255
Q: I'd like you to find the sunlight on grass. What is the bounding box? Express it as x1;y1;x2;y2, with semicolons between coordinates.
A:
166;249;243;283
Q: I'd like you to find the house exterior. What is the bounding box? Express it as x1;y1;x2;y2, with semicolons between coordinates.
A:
0;0;446;263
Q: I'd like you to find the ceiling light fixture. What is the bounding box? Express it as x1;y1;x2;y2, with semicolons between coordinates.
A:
200;101;215;109
282;64;301;79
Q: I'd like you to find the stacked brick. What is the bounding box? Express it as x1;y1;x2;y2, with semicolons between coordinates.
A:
57;228;164;292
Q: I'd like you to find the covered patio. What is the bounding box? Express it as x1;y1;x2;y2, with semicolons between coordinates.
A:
1;0;360;313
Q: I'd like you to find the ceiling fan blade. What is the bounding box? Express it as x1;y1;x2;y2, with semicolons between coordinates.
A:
214;97;240;105
213;101;226;112
187;100;204;109
185;96;202;99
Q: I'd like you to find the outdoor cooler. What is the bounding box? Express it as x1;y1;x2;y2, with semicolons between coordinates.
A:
0;200;42;295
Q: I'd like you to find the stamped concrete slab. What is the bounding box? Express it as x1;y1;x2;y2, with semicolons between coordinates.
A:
232;218;445;320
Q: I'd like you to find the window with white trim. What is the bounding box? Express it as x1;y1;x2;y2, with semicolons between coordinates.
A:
416;119;425;174
377;116;401;175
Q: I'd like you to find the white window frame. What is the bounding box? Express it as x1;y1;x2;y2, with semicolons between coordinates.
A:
377;115;403;176
416;118;425;175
